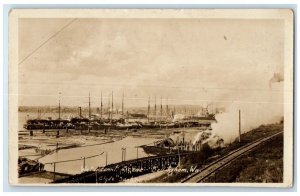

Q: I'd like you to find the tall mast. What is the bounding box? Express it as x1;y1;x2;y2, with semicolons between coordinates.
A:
37;108;40;119
147;96;150;122
122;92;124;118
160;96;163;122
100;91;103;118
58;92;61;120
154;96;157;122
88;92;91;119
111;91;113;122
166;97;169;116
108;93;110;120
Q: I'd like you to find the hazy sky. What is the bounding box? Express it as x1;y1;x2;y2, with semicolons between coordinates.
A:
18;18;284;107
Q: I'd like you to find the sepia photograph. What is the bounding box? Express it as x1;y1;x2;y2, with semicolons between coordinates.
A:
8;9;294;186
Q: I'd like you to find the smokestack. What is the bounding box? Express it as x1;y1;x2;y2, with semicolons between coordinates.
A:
239;110;241;142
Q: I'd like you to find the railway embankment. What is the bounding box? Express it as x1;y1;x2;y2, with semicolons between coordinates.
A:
145;123;283;183
202;132;283;183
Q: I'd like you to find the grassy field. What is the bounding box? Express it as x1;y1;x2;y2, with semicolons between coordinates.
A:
146;123;283;183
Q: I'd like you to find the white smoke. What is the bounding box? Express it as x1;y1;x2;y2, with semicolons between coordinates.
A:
211;102;283;144
192;71;284;146
173;114;185;121
192;130;225;148
192;131;211;145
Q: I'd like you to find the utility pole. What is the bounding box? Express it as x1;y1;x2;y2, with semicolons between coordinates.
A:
121;148;123;162
82;156;86;170
121;148;126;162
53;162;56;181
105;152;108;166
239;110;241;142
124;148;126;161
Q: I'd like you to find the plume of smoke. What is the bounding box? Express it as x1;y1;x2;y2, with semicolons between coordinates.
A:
192;131;211;145
173;114;185;121
211;72;284;144
192;71;284;146
211;102;283;144
192;131;225;148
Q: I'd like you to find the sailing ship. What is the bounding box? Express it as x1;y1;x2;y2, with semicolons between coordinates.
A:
23;92;216;131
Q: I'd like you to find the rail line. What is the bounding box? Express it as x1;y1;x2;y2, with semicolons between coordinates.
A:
181;131;283;183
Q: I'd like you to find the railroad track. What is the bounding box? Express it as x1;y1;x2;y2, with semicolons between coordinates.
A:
181;131;283;183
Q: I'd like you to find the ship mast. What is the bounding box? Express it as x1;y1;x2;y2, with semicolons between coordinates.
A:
88;92;91;119
147;96;150;122
154;96;157;123
160;96;163;122
110;91;113;123
100;91;103;119
37;108;41;119
166;97;169;117
58;92;61;120
122;92;124;118
108;93;110;120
